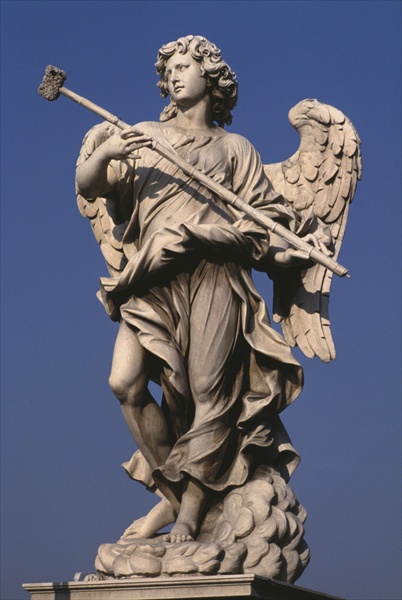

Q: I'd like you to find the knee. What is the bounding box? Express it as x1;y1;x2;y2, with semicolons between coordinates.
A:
191;374;213;405
108;370;148;405
108;373;128;402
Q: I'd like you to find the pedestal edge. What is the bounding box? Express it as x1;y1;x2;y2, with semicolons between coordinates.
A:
23;574;345;600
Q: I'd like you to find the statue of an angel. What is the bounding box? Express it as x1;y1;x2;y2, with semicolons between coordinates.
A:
74;35;361;581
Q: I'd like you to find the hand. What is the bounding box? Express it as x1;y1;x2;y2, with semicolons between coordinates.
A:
76;127;154;197
301;232;333;256
272;233;333;268
97;127;153;161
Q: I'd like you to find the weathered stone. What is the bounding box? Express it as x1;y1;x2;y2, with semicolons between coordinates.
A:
38;33;361;586
23;574;346;600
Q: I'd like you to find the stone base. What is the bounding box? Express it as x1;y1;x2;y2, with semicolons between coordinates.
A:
23;574;344;599
92;468;310;583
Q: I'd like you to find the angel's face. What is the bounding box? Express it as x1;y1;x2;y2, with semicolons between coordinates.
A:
165;52;208;108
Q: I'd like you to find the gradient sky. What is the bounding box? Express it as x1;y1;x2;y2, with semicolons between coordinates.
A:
1;2;401;599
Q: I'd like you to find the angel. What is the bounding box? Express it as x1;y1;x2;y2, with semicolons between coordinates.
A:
75;35;361;548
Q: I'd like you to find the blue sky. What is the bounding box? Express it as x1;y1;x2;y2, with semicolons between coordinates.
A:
1;1;401;599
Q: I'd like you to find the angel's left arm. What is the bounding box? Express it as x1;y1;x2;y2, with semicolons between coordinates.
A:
230;136;328;270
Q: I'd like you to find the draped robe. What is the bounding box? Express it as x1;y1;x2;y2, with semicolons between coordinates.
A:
78;121;304;506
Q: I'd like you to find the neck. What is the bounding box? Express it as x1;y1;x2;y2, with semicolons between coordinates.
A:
173;95;214;131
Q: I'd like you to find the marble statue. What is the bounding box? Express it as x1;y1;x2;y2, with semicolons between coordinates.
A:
43;35;362;583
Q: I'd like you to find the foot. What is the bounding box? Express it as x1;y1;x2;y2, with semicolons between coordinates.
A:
162;522;194;543
162;478;206;543
120;497;175;539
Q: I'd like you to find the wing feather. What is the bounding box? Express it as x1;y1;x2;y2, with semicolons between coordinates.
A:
76;122;131;276
265;99;362;362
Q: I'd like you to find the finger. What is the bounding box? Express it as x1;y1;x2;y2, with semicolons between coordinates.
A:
314;239;332;256
291;250;311;261
126;141;153;152
302;234;317;247
122;129;152;142
128;126;144;136
303;234;331;255
120;128;142;139
125;139;152;150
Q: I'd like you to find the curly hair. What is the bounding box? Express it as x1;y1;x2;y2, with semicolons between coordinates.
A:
155;35;238;127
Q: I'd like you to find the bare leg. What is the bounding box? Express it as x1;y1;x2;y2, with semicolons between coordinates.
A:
120;490;175;539
109;320;171;469
109;321;175;536
162;478;207;543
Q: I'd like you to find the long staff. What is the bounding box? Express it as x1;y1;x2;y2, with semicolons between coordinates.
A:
39;65;349;278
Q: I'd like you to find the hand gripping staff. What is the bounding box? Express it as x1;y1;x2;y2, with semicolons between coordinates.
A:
38;65;349;278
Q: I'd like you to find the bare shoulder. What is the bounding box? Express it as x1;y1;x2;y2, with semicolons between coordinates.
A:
133;120;158;133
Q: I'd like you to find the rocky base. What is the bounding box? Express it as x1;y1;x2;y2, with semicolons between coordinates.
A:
95;467;310;583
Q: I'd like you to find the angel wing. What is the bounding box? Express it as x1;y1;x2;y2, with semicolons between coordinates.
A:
76;122;132;277
264;99;362;362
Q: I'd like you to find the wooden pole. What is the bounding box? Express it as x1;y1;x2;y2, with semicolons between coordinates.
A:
39;67;349;278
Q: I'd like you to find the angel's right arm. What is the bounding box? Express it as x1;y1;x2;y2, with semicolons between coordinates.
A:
76;129;152;197
76;145;118;198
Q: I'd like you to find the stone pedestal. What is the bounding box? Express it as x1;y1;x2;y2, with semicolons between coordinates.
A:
23;574;344;600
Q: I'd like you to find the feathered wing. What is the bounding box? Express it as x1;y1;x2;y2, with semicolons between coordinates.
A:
76;122;132;276
264;99;362;362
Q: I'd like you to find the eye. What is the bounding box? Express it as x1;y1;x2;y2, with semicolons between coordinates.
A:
179;65;187;72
